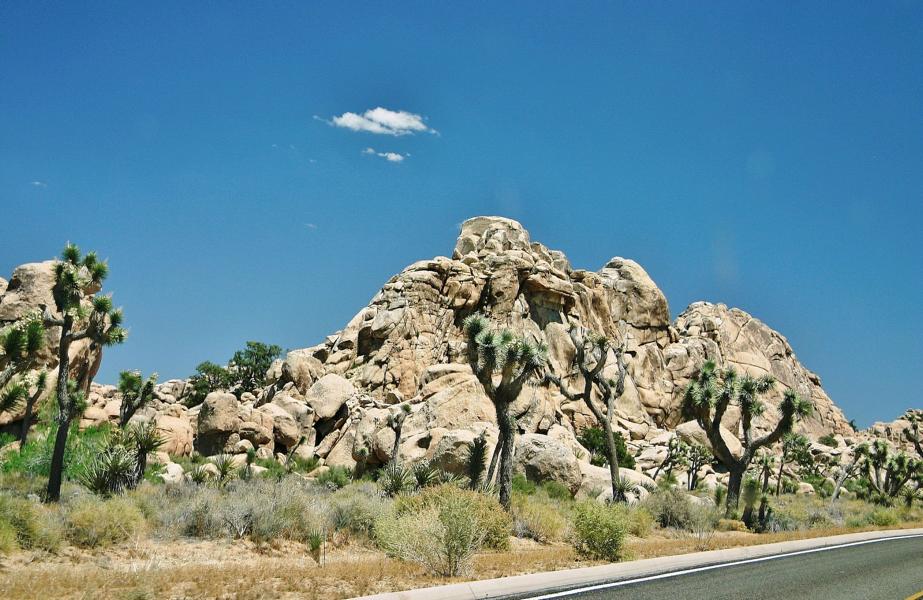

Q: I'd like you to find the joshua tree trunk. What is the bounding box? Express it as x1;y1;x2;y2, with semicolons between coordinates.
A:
494;398;516;509
485;434;502;485
46;317;73;503
775;456;786;496
726;467;744;518
390;422;403;466
18;388;41;446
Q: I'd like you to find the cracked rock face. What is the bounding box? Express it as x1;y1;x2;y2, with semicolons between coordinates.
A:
263;215;852;471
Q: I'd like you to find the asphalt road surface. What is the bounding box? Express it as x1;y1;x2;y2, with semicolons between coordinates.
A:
518;536;923;600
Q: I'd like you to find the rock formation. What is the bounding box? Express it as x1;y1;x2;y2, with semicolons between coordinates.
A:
1;217;876;495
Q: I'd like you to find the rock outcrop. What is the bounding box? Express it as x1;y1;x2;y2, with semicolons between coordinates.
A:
1;216;865;494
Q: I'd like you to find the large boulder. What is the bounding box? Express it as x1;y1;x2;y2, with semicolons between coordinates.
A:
514;433;583;495
195;392;240;455
256;402;301;449
304;374;356;420
676;419;744;460
155;414;194;456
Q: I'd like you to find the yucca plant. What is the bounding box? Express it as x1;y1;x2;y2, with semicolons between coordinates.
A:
189;464;212;485
465;433;489;490
42;244;127;502
0;370;47;445
713;484;727;508
684;360;812;517
611;476;640;503
79;443;136;496
741;478;761;527
411;459;439;489
544;325;631;504
127;421;164;487
379;461;414;496
212;454;237;488
463;313;547;510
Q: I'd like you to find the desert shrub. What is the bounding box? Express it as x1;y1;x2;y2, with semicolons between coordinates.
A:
512;473;536;495
0;520;17;554
539;480;572;501
688;505;720;550
65;496;146;547
79;443;137;496
393;484;511;550
717;518;748;532
376;496;487;576
802;474;834;498
511;494;568;543
378;462;415;497
0;493;62;552
818;433;839;447
317;466;352;490
867;507;899;527
624;505;654;538
329;482;389;536
571;500;627;561
642;488;694;530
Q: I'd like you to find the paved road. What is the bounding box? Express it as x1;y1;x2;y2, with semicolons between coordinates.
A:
517;536;923;600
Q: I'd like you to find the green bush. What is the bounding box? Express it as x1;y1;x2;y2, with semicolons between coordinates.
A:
577;427;635;470
512;473;536;495
511;494;568;543
329;482;389;536
539;480;572;501
642;488;694;529
317;466;352;490
571;500;628;561
393;484;511;550
624;505;654;538
818;434;839;447
867;507;899;527
65;497;146;547
0;519;18;554
376;497;486;576
0;493;61;552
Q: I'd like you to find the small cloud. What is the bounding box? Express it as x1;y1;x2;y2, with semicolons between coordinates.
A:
271;143;279;148
305;223;318;230
30;181;47;188
362;147;407;163
318;107;436;136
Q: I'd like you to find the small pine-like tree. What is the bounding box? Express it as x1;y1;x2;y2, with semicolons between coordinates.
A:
465;433;489;490
43;243;127;502
776;433;811;496
462;314;547;510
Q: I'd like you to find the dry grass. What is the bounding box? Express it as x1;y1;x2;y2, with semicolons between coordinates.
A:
2;521;921;599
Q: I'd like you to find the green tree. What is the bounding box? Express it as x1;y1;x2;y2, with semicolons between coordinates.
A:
577;427;635;470
227;341;282;394
117;370;157;428
863;440;921;500
545;326;631;502
831;442;868;502
684;443;712;491
683;360;812;517
462;314;547;510
42;244;126;502
775;433;811;496
186;361;230;406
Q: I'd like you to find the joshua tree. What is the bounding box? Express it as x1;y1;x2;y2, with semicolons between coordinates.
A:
756;451;774;494
863;440;921;501
906;415;923;460
684;443;712;491
0;313;46;389
388;403;411;466
544;325;630;502
117;370;158;428
42;244;126;502
653;437;686;482
463;314;547;510
775;433;811;496
684;360;812;517
830;442;868;502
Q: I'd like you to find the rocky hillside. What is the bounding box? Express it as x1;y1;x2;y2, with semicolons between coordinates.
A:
2;217;886;496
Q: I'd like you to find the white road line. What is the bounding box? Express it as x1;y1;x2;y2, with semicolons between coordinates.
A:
523;533;923;600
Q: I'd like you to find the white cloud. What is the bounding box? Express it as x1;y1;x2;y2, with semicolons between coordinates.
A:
305;223;318;230
30;181;47;188
321;107;435;136
362;147;407;163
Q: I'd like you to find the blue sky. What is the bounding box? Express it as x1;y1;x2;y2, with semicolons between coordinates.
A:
1;3;921;426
